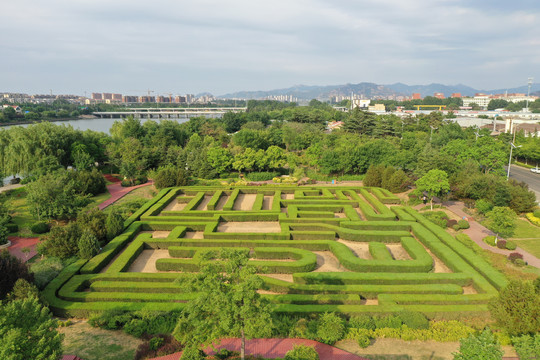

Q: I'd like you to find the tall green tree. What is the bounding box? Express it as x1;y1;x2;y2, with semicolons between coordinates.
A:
0;298;64;360
414;169;450;210
485;206;517;239
173;249;273;360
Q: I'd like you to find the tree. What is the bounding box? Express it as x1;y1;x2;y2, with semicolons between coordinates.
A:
485;206;517;239
414;169;450;210
487;99;509;111
7;278;39;301
78;231;100;259
106;207;124;241
488;281;540;336
77;207;107;244
0;298;64;360
316;312;345;345
41;222;81;259
452;328;503;360
173;249;273;360
0;250;33;300
512;334;540;360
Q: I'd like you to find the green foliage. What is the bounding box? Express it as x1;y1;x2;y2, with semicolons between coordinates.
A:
245;171;280;181
30;257;64;290
26;172;91;220
174;249;273;359
349;314;376;330
512;334;540;360
374;314;402;329
41;222;82;259
316;312;345;345
70;168;107;196
363;165;386;187
78;207;107;244
106;207;125;241
452;328;502;360
457;219;470;229
483;236;496;247
485;206;517;238
534;209;540;218
153;165;186;189
0;298;64;360
475;199;493;215
398;311;429;330
78;231;100;259
0;250;33;300
30;221;50;234
488;281;540;336
422;211;449;229
357;330;371;348
148;337;165;351
284;344;319;360
6;278;39;301
415;169;450;210
505;241;517;250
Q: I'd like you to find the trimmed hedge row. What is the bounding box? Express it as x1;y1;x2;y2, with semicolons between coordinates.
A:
223;188;240;211
370;187;401;204
206;190;223;211
369;243;394;261
124;188;172;228
293;272;472;286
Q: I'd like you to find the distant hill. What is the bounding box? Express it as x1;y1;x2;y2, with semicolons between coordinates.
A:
218;82;540;101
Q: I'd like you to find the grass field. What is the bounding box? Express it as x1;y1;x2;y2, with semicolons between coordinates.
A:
510;218;540;258
59;320;142;360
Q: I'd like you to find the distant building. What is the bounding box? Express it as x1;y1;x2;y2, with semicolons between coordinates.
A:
451;93;462;98
122;95;138;103
368;103;386;113
462;95;491;109
175;95;187;104
139;96;156;103
91;93;103;100
112;93;122;101
353;99;370;109
434;92;445;99
412;93;422;100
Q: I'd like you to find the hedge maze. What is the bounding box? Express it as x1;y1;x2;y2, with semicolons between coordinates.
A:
44;186;508;319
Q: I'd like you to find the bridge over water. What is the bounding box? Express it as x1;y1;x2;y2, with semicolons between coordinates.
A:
93;107;247;119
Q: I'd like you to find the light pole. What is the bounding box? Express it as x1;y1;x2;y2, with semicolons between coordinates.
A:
429;125;437;142
474;130;484;142
507;142;522;180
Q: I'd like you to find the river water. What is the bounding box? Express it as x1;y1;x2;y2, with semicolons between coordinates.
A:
1;116;191;134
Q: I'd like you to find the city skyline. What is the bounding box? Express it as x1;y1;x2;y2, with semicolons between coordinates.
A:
1;0;539;95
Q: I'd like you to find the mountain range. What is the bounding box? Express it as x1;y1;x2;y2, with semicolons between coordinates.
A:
218;82;540;101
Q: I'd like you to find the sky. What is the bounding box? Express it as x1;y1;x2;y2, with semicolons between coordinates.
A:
1;0;539;96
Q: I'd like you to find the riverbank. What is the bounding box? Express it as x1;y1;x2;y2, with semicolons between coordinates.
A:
0;115;97;127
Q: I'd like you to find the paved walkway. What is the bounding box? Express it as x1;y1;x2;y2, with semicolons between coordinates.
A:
443;201;540;268
149;338;369;360
5;236;40;262
98;180;154;210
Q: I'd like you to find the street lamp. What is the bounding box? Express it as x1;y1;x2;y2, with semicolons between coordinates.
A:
526;77;533;112
506;142;522;180
474;130;484;142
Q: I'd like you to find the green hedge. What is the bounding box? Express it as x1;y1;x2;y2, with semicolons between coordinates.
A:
124;188;172;228
369;243;393;260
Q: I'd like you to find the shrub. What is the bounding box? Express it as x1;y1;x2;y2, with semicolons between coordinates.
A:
78;231;100;259
508;252;523;263
246;172;280;182
70;168;107;196
483;236;496;247
349;314;375;330
357;331;371;348
505;241;517;250
398;311;429;330
452;224;461;231
88;310;132;330
446;219;458;228
5;223;18;233
496;240;507;249
284;344;319;360
534;209;540;218
0;250;33;300
453;328;503;360
385;169;410;193
149;337;165;351
121;180;131;187
42;222;81;259
363;165;385;187
30;222;50;234
106;207;125;241
374;314;402;329
317;312;345;345
153;166;178;189
475;199;493;215
7;278;40;301
78;207;107;244
457;219;470;229
512;334;540;360
422;211;448;229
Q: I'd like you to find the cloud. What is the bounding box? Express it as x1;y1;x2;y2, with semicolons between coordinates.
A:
0;0;539;94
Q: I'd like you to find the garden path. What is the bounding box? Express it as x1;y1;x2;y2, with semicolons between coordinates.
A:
149;338;369;360
5;236;40;262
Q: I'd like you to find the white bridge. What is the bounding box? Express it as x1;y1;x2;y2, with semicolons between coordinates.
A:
93;107;247;119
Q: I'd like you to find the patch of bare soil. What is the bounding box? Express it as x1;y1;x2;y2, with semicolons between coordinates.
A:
217;222;282;233
423;246;452;273
163;198;187;211
462;285;478;294
281;193;294;200
257;290;287;295
233;193;257;210
152;231;171;238
313;251;350;272
280;207;288;213
214;194;229;210
196;195;212;211
386;244;412;260
262;196;273;210
336;338;517;360
363;299;378;305
334;212;347;218
337;239;372;259
353;207;365;220
184;231;203;239
127;249;171;273
262;274;294;282
99;233;151;273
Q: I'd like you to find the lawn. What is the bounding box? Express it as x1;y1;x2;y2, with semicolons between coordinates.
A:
510;218;540;258
59;320;142;360
113;185;157;206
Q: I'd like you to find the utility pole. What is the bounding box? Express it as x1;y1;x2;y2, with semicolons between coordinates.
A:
507;142;522;180
526;77;533;112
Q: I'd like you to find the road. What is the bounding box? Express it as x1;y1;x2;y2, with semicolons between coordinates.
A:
508;165;540;204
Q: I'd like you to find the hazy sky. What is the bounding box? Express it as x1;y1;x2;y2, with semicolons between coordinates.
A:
1;0;539;96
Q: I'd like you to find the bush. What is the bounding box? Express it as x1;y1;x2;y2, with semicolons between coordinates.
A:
422;211;448;229
153;166;178;189
78;231;100;259
42;222;82;259
505;241;517;250
70;168;107;196
149;337;165;351
121;180;131;187
512;334;540;360
363;165;385;187
349;314;375;330
284;344;319;360
534;209;540;218
446;219;458;228
508;252;523;263
457;219;470;229
0;250;33;300
78;207;107;244
398;311;429;330
7;278;39;301
30;222;50;234
246;172;280;182
374;315;402;329
5;223;18;233
88;310;132;330
357;330;371;348
475;199;493;215
483;236;496;247
317;312;345;345
452;224;461;231
496;240;507;249
106;207;125;241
